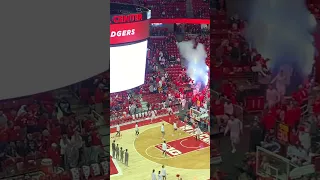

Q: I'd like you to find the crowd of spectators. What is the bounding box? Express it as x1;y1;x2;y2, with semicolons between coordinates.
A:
111;0;210;19
0;90;109;179
211;1;320;178
110;25;210;126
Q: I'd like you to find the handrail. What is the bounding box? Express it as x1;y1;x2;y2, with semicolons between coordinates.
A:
92;109;105;126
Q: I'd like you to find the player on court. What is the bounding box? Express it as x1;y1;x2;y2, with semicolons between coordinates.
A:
224;115;243;153
151;169;157;180
116;123;121;137
167;106;173;117
161;123;165;139
150;110;156;123
161;165;167;180
172;121;177;136
162;141;167;157
135;122;139;137
195;125;202;141
158;171;162;180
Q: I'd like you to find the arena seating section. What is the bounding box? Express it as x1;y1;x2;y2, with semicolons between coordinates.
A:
210;1;320;179
0;89;109;179
109;0;210;126
109;32;209;125
112;0;209;19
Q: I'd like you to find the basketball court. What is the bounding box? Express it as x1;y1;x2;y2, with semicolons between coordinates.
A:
110;115;210;180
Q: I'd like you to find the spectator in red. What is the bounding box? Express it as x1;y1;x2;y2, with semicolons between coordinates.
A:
262;110;277;132
222;80;235;99
47;143;61;170
313;95;320;115
88;130;103;163
293;85;308;105
228;23;241;40
284;102;300;128
289;127;299;145
8;125;23;142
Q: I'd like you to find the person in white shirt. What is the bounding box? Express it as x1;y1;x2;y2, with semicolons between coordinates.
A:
224;101;234;116
135;122;139;136
158;171;162;180
17;105;27;117
181;98;186;110
159;80;162;88
161;123;165;139
159;51;163;57
251;59;267;76
151;169;157;180
224;116;243;153
195;126;202;141
161;165;167;180
162;101;166;108
299;129;311;150
162;141;167;157
116;123;121;137
266;85;279;108
167;106;173;116
150;111;156;123
271;70;287;98
60;134;70;162
287;144;299;159
172;121;178;136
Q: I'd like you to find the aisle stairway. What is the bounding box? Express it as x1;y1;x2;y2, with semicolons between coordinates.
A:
186;0;194;18
141;101;149;111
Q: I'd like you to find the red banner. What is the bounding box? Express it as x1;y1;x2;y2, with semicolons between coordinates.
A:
110;20;150;45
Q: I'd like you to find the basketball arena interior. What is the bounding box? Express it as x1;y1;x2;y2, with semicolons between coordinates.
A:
110;2;210;180
1;0;320;180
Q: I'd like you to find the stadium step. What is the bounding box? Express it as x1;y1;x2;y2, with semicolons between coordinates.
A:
186;0;194;18
141;101;149;111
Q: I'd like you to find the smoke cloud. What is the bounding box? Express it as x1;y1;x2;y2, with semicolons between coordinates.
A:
244;0;317;84
176;40;209;85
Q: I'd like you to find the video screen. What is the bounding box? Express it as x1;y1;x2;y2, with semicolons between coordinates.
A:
110;40;148;93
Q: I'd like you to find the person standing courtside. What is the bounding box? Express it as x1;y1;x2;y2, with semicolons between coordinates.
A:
120;147;124;163
135;122;139;137
152;169;157;180
162;165;167;180
124;149;129;166
116;123;121;137
116;144;119;160
112;140;116;158
162;141;167;157
161;123;165;140
172;120;177;136
158;171;162;180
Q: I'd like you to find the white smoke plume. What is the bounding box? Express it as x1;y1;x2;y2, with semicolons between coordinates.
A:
176;40;208;85
244;0;317;77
